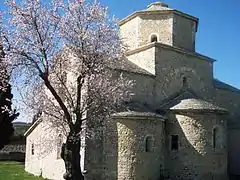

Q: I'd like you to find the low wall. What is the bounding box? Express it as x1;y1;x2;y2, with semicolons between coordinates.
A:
0;152;25;162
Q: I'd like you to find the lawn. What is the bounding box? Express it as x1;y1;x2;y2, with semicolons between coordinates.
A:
0;161;47;180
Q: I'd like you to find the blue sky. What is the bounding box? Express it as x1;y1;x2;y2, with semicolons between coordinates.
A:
0;0;240;121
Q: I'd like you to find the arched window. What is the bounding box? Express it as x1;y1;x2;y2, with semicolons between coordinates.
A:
31;144;34;155
213;127;221;149
181;76;189;89
150;34;158;43
145;136;154;152
57;134;63;159
182;77;187;86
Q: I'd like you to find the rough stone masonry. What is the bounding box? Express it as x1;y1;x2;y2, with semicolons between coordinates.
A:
25;2;240;180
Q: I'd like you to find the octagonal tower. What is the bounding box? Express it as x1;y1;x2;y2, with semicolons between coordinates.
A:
120;2;198;51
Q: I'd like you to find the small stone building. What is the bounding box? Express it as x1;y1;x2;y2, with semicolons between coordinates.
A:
25;2;240;180
0;122;29;162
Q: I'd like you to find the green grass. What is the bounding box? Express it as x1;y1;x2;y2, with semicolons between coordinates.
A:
0;161;47;180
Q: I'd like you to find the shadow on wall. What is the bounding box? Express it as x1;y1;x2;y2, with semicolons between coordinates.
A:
165;112;228;180
228;128;240;176
83;117;108;180
102;118;118;180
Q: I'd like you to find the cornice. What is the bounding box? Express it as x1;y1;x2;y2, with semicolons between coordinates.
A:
126;42;216;63
119;9;199;27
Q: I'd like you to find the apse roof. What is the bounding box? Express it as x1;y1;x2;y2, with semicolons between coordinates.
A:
112;111;165;119
158;89;228;114
112;101;166;120
170;98;228;113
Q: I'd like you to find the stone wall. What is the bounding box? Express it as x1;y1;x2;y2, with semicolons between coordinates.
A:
127;46;155;75
104;116;165;180
138;14;173;47
120;17;140;50
122;71;155;106
0;144;25;162
120;13;173;51
154;44;214;103
214;87;240;175
120;11;197;52
102;117;119;180
228;129;240;176
173;13;197;51
165;112;228;180
25;121;65;180
0;152;25;162
125;42;214;108
214;88;240;128
83;117;105;180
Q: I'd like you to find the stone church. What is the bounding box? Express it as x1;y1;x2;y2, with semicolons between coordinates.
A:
24;2;240;180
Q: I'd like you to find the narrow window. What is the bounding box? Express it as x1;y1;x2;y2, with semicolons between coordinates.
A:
31;144;34;155
171;135;178;150
150;34;158;42
145;136;154;152
57;134;63;159
182;76;188;88
213;128;216;148
213;127;221;149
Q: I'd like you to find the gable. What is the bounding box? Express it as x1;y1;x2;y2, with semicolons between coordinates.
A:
24;119;42;137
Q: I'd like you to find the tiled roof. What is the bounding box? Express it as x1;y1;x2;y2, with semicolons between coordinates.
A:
158;89;228;113
0;145;25;153
158;89;198;110
214;79;240;93
146;2;173;11
112;58;154;76
119;2;198;26
170;98;228;112
112;111;166;119
112;101;166;120
24;118;42;137
125;101;154;112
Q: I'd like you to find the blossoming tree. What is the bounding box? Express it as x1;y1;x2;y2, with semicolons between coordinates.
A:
2;0;133;179
0;41;18;150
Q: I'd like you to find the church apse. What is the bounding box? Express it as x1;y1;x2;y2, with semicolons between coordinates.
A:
111;112;165;180
164;99;228;180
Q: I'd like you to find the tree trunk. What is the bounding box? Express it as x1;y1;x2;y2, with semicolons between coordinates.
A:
61;132;84;180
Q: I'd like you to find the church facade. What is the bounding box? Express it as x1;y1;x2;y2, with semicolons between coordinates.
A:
25;2;240;180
